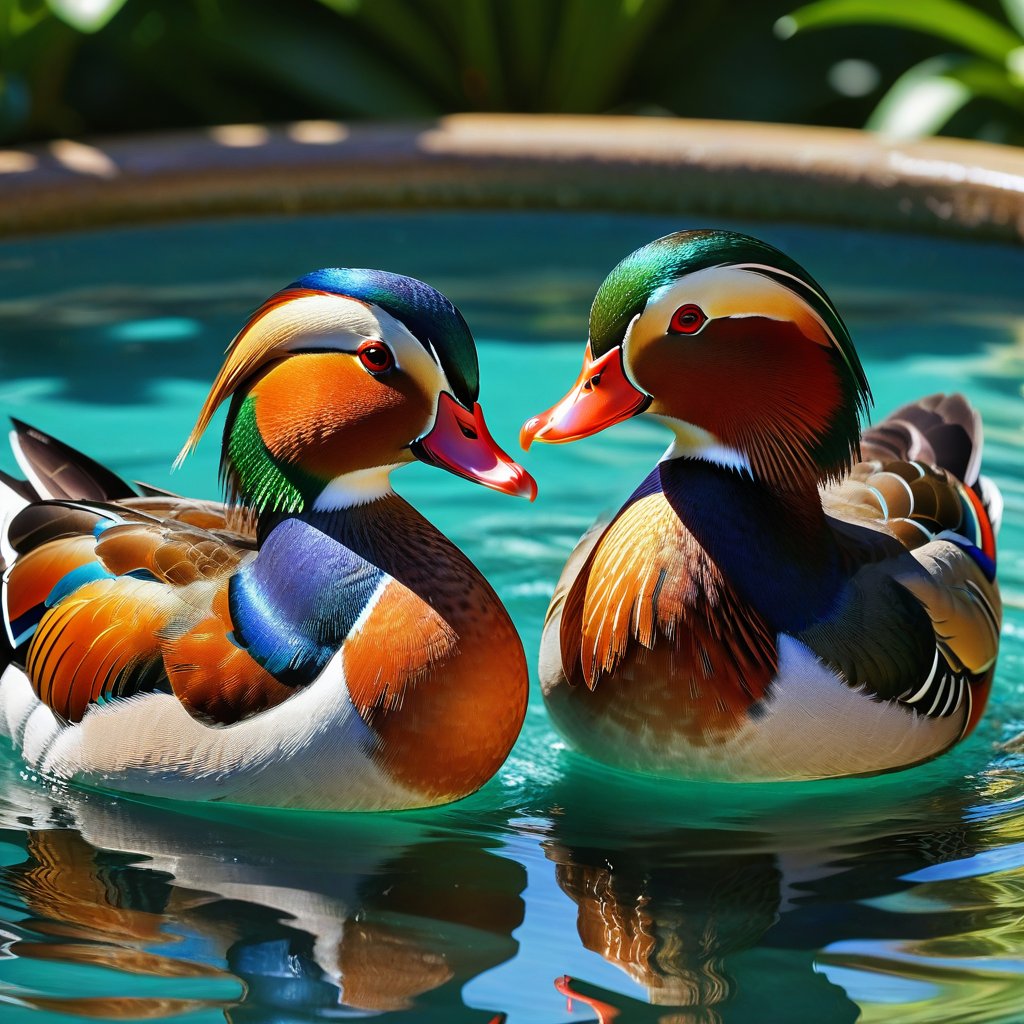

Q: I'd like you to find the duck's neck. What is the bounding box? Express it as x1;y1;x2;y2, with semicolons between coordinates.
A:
657;455;843;633
255;492;406;559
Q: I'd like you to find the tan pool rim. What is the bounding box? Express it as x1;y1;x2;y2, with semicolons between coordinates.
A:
3;114;1024;242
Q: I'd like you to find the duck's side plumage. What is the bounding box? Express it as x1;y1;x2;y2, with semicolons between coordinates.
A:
0;434;527;808
541;394;1000;780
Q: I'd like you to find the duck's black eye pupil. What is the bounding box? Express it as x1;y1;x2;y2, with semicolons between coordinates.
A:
366;347;386;365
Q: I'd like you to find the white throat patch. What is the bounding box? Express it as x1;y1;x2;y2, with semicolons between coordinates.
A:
655;416;753;476
312;465;398;510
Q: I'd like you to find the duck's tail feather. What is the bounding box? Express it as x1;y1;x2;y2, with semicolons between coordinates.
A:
861;393;981;485
9;418;137;504
861;393;1001;538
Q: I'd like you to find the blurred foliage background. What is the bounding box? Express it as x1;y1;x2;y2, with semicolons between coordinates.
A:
3;0;1024;146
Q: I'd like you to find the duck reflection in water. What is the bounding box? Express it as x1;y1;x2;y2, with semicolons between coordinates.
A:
542;770;987;1024
0;788;524;1022
549;843;782;1020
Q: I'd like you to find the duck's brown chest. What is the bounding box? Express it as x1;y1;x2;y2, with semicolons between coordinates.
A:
339;499;528;801
549;488;778;749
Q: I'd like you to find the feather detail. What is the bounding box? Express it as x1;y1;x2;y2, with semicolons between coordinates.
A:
26;576;172;723
561;481;777;739
345;579;458;714
2;496;276;727
9;419;137;502
163;583;297;725
805;395;1001;733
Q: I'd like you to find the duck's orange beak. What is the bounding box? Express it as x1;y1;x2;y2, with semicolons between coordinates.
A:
414;392;537;501
520;344;650;450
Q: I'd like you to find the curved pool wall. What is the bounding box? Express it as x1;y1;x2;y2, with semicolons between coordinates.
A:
0;120;1021;1023
3;115;1024;242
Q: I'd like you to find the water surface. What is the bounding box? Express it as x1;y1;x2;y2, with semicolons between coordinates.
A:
0;213;1021;1023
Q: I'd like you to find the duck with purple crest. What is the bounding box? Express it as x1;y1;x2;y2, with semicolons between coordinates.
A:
0;269;535;811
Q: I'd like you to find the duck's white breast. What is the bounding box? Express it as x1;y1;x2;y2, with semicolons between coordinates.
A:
545;634;966;781
0;652;425;811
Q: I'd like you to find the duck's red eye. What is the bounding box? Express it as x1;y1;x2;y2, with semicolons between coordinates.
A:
357;340;394;374
669;304;707;335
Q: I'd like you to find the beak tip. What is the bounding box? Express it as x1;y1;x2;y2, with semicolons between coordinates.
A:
519;418;540;452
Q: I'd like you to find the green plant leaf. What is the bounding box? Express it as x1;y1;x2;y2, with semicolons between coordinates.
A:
777;0;1023;64
543;0;672;112
46;0;127;33
866;54;1024;138
195;1;440;119
315;0;463;105
1003;0;1024;39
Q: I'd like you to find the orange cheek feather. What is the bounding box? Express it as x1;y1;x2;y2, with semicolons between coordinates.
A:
250;353;431;478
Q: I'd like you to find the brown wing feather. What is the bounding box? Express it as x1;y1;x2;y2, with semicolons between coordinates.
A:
828;461;961;545
860;392;981;485
95;522;244;586
897;545;1001;674
555;487;777;741
5;499;279;726
119;496;256;543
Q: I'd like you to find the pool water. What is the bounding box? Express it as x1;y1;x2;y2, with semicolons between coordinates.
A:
0;212;1021;1024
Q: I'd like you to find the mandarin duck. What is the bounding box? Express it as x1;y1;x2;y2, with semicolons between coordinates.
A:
0;269;535;810
521;230;1002;781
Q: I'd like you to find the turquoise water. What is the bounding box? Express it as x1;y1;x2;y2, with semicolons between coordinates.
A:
0;212;1021;1023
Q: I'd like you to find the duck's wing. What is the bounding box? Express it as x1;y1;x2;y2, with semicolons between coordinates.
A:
1;497;302;726
2;460;446;734
0;422;282;727
545;471;776;714
805;394;1001;732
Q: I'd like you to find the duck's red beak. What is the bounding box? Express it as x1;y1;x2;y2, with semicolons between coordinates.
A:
414;392;537;501
520;344;650;450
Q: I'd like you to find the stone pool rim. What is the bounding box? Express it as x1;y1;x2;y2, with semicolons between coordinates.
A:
3;114;1024;243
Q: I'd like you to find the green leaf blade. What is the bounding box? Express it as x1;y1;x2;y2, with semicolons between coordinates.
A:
778;0;1023;63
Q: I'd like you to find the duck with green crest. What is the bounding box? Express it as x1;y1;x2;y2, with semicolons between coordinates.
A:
522;229;1002;781
0;269;536;810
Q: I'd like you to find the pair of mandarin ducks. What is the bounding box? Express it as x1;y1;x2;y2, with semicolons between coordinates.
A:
0;231;1003;811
